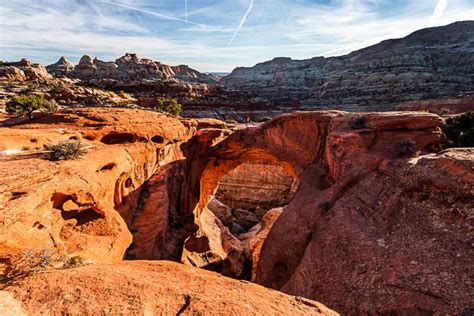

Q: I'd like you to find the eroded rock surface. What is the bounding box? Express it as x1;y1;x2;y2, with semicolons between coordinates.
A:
215;161;298;209
222;21;474;111
4;261;337;315
0;108;197;266
183;110;472;314
1;108;472;314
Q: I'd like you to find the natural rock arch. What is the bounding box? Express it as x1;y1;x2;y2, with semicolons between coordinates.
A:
181;112;339;276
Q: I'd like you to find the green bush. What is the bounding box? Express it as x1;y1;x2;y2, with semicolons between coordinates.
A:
6;94;58;119
155;97;182;116
395;140;418;157
443;111;474;148
45;140;87;161
348;116;367;129
63;255;86;268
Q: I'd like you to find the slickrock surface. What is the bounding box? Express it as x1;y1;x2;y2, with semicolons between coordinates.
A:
4;261;337;315
222;21;474;111
0;291;27;316
0;108;197;265
1;108;472;314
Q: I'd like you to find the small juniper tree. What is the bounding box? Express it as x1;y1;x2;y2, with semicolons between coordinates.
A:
443;111;474;148
6;95;58;119
155;97;182;116
45;140;87;161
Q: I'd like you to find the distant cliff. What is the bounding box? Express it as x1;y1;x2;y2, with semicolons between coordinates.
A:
221;21;474;111
47;53;218;85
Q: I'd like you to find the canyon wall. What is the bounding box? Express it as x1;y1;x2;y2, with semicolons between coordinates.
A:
0;109;200;266
1;108;472;314
221;21;474;112
215;161;298;209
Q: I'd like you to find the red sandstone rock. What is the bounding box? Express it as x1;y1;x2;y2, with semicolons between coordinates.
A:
0;108;196;267
1;108;471;315
4;261;337;315
0;291;27;315
215;161;298;209
239;207;284;281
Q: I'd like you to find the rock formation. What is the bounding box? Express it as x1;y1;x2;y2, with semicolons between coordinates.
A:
396;94;474;114
0;59;53;82
3;22;473;121
45;57;75;76
215;161;298;209
3;261;337;315
46;53;218;86
0;109;197;265
179;111;472;314
221;21;474;111
1;107;472;314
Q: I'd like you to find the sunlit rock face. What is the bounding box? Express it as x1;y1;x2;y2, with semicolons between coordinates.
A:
215;161;298;210
2;108;472;315
221;21;474;111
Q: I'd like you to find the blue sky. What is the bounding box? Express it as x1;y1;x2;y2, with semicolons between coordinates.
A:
0;0;473;72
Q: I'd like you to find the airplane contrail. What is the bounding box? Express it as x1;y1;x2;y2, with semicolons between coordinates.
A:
185;0;188;23
431;0;448;19
102;0;204;27
227;0;254;47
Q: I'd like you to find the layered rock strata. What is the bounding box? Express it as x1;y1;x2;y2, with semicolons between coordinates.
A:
222;21;474;111
215;161;298;209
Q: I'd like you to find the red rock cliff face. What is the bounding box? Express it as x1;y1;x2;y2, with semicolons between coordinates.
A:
250;117;472;315
215;161;298;209
180;110;472;314
1;108;472;315
0;109;198;265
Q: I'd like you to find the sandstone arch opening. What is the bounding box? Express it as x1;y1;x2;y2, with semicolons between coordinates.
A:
207;161;299;236
180;150;303;280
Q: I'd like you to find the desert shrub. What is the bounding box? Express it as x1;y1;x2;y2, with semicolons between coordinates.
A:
6;94;58;119
155;97;182;116
1;249;87;284
43;99;60;113
443;111;474;148
63;255;86;269
45;140;87;161
1;249;56;282
348;116;367;129
395;140;418;157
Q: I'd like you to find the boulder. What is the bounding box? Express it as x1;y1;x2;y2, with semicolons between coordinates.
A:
207;198;233;227
238;207;284;281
